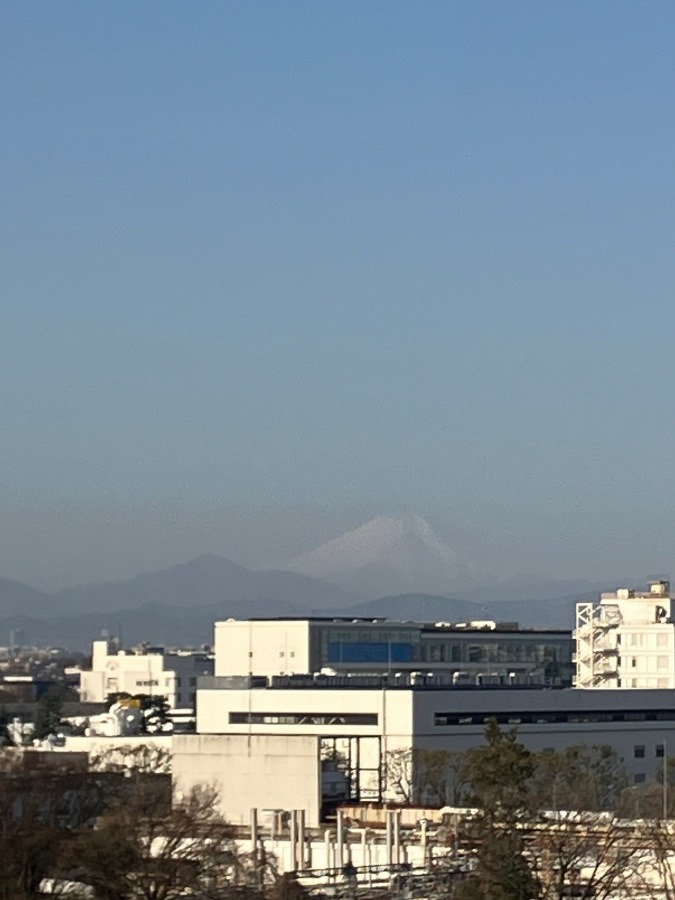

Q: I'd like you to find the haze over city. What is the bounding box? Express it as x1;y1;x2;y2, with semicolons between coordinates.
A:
3;2;675;592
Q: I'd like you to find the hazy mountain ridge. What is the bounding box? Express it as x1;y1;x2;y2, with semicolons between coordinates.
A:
51;554;355;615
0;515;630;648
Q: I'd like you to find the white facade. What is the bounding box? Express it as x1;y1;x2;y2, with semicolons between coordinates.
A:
214;617;573;685
575;580;674;689
215;620;313;677
174;676;675;826
80;640;213;708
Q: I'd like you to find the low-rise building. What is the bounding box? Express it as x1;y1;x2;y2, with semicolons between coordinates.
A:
80;640;213;709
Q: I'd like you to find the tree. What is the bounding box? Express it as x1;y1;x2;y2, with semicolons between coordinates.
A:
414;748;470;807
529;745;628;813
453;719;540;900
33;685;66;740
90;742;172;776
385;747;414;802
529;814;642;900
67;782;257;900
0;749;112;899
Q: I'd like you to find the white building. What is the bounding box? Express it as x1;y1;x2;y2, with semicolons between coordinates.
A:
215;617;573;686
575;580;674;689
171;604;675;828
80;640;213;709
174;674;675;826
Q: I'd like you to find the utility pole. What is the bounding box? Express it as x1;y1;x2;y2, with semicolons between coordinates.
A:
664;738;669;820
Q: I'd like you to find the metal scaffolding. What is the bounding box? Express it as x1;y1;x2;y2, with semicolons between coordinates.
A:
574;602;620;689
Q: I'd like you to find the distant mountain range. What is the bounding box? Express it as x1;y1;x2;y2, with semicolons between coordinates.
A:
0;515;619;650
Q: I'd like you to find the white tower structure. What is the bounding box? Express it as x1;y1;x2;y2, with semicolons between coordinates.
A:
575;580;673;689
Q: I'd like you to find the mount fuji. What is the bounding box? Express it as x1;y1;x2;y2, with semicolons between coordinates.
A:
284;515;478;600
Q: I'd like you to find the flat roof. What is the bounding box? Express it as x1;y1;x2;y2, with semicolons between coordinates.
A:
219;617;570;635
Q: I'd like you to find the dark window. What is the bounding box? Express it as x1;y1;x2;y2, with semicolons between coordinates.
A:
634;773;646;784
229;712;378;726
634;745;646;759
656;744;665;758
434;709;675;727
326;642;413;664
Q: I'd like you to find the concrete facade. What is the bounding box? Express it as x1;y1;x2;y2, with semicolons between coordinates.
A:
575;580;675;689
80;640;213;708
214;618;572;685
169;676;675;825
173;733;321;825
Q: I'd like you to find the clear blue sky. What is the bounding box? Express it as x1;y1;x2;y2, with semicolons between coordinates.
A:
2;2;675;587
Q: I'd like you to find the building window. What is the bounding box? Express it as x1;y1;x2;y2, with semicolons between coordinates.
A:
656;744;665;758
229;712;378;726
634;773;646;785
434;709;675;727
326;641;413;664
634;745;646;759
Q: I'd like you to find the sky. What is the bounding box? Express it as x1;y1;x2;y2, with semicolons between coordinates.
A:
2;2;675;589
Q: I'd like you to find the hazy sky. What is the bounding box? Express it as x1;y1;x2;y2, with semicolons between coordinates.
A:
3;2;675;589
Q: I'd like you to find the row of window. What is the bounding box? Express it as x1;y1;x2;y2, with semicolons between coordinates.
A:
634;744;664;758
620;633;670;649
326;642;413;664
320;638;571;666
228;712;379;726
434;709;675;726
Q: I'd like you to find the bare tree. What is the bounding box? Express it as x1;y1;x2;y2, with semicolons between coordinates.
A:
0;749;111;899
529;814;642;900
384;748;414;802
630;819;675;900
67;781;261;900
90;742;172;776
414;748;470;807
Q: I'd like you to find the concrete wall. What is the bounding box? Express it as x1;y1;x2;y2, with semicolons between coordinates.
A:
214;621;311;677
197;685;414;743
410;688;675;781
173;733;322;826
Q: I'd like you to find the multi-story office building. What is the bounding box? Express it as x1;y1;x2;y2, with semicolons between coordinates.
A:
80;640;213;709
215;617;573;686
575;580;673;689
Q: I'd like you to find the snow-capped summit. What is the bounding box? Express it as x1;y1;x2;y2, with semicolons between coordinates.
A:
285;515;474;600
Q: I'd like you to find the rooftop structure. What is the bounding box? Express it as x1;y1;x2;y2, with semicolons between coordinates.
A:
214;617;573;686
